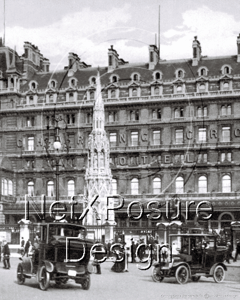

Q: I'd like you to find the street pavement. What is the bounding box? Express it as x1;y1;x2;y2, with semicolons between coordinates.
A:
0;257;239;300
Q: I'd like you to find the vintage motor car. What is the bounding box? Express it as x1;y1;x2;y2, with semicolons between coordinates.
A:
152;233;227;284
17;222;93;290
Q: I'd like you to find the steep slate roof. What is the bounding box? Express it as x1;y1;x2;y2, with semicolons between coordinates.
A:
20;54;240;92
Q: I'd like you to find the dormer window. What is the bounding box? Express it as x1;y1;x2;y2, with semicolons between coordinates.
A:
155;72;161;80
133;74;138;81
221;65;232;75
200;68;206;76
177;70;184;78
91;77;96;85
70;78;77;87
112;76;118;83
30;81;37;91
224;66;230;74
49;80;56;88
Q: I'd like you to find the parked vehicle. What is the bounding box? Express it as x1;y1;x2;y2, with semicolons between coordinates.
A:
152;233;227;284
17;222;93;290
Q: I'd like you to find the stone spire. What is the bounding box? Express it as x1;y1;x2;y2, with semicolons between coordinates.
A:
84;72;113;228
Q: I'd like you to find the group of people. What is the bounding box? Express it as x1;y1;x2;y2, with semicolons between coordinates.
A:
225;239;240;263
20;236;40;260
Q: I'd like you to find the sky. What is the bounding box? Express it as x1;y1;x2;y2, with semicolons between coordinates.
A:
1;0;240;70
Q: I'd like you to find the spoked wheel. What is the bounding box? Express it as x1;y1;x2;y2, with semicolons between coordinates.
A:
152;266;164;282
17;263;25;285
175;265;189;285
191;275;201;282
82;274;91;290
38;266;50;291
213;265;225;283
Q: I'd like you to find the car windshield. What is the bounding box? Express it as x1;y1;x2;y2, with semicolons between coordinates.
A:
49;224;86;239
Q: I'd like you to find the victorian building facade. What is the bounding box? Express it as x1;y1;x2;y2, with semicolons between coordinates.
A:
1;34;240;244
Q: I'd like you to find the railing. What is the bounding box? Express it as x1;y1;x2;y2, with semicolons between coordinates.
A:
1;88;240;111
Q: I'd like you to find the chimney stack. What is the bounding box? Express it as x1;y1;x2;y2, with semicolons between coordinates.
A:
149;45;159;70
237;34;240;62
192;36;201;66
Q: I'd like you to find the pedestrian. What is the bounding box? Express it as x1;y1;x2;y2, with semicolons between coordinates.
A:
234;239;240;262
92;242;104;274
130;238;136;263
2;240;10;269
24;239;30;257
111;238;125;272
0;241;2;262
20;237;25;256
28;241;33;257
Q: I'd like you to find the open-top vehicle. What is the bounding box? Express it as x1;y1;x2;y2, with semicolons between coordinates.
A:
17;222;93;291
152;233;227;284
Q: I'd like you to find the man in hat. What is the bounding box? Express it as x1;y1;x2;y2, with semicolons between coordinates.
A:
130;238;136;263
2;240;10;269
234;239;240;262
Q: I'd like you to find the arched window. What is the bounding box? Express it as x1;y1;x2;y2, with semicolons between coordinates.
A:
154;87;160;95
133;74;139;81
198;176;207;193
222;175;231;192
223;82;229;89
31;82;36;89
203;106;207;117
90;91;95;100
200;68;206;76
67;180;75;196
132;88;137;97
224;66;229;74
49;94;53;102
227;105;231;115
47;181;54;197
178;70;183;78
8;180;13;195
131;178;139;195
91;77;96;85
49;80;56;88
176;85;182;93
100;151;104;168
2;179;7;195
155;72;161;80
199;83;206;91
175;176;184;193
111;89;116;98
153;178;161;194
112;179;117;194
69;92;74;101
197;107;202;117
221;105;226;116
27;181;34;196
152;109;157;119
112;76;117;83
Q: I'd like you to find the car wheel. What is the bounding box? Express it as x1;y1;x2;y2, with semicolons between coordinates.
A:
175;265;189;284
213;265;225;283
192;276;201;282
82;274;91;290
38;266;50;291
152;266;164;282
17;263;25;285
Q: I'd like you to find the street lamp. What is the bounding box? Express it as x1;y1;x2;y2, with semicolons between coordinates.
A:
44;115;70;215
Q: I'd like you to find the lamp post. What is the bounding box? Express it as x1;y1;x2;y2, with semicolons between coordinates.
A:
45;115;70;215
